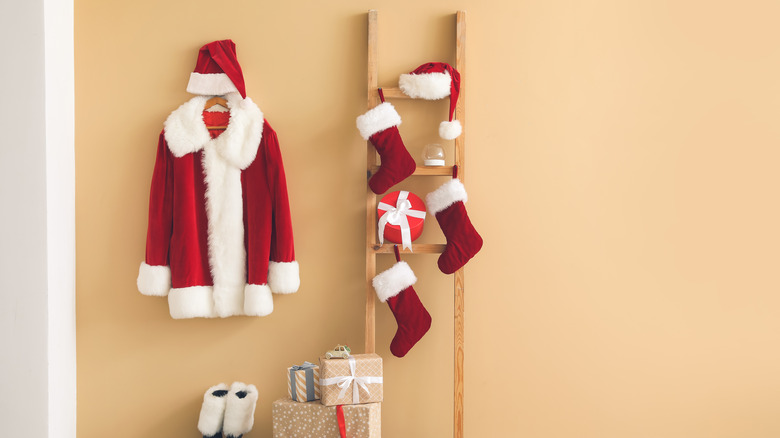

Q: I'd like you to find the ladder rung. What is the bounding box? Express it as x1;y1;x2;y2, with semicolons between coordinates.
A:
369;165;455;177
370;243;445;254
376;87;409;99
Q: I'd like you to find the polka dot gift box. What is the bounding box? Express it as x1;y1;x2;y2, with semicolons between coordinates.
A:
272;398;381;438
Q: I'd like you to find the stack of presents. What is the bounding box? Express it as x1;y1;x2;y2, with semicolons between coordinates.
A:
273;346;383;438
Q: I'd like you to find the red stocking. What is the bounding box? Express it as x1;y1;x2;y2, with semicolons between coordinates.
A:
356;91;416;194
426;173;483;274
372;246;432;357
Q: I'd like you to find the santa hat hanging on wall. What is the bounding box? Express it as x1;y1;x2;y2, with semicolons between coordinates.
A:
398;62;462;140
186;39;247;98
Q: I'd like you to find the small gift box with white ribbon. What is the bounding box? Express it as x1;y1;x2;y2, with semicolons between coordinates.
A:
319;354;383;406
377;190;426;251
287;361;321;402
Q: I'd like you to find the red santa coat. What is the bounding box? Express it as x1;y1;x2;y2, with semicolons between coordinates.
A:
137;92;299;318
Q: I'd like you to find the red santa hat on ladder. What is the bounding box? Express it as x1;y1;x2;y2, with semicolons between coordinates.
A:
399;62;462;140
186;39;247;98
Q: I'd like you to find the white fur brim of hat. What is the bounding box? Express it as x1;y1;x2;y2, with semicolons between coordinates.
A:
187;72;239;96
223;382;258;438
372;261;417;302
198;383;229;437
399;71;452;100
356;102;402;140
399;71;462;140
426;178;468;215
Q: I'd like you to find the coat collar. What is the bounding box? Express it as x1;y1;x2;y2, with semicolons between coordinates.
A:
163;92;264;169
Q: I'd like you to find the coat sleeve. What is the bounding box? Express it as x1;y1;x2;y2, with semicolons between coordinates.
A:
137;131;174;296
263;125;300;294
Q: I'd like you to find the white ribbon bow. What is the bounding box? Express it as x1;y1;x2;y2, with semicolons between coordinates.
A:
321;356;384;404
378;191;426;251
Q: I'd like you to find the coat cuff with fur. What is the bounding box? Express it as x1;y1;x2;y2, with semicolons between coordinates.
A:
137;262;171;297
268;261;300;294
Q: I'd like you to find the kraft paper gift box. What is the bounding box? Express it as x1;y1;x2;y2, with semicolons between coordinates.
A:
319;353;383;406
272;398;381;438
287;361;321;402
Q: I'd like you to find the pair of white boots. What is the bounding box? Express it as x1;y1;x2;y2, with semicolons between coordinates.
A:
198;382;258;438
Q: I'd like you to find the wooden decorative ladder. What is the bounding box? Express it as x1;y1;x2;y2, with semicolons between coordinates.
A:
363;10;467;438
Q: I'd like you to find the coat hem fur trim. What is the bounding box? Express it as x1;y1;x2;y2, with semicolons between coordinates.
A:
168;286;216;319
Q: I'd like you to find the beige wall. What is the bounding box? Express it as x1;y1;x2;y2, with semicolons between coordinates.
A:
76;1;780;436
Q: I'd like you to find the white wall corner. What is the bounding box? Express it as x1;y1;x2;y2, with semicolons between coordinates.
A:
44;0;76;437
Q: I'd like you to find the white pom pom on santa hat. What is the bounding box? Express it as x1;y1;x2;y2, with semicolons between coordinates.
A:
439;120;462;140
399;62;462;140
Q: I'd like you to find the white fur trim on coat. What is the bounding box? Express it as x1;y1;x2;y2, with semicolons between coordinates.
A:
426;178;468;215
356;102;402;140
439;120;462;140
198;383;229;436
372;261;417;303
168;286;216;319
203;135;248;318
399;71;452;100
223;382;258;438
185;92;261;319
163;92;263;169
268;261;300;294
244;284;274;316
137;262;171;297
213;284;245;318
187;72;240;96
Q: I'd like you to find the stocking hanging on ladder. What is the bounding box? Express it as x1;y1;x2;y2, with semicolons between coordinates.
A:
426;166;483;274
372;245;432;357
356;89;416;194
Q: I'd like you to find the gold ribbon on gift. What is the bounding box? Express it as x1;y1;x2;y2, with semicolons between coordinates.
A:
377;191;426;251
320;356;383;404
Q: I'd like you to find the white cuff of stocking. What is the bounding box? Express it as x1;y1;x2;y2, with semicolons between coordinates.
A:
426;178;468;215
356;102;401;140
372;261;417;302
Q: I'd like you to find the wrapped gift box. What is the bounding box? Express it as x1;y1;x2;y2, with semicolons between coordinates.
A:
319;353;383;406
287;361;321;402
272;398;381;438
377;191;426;250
